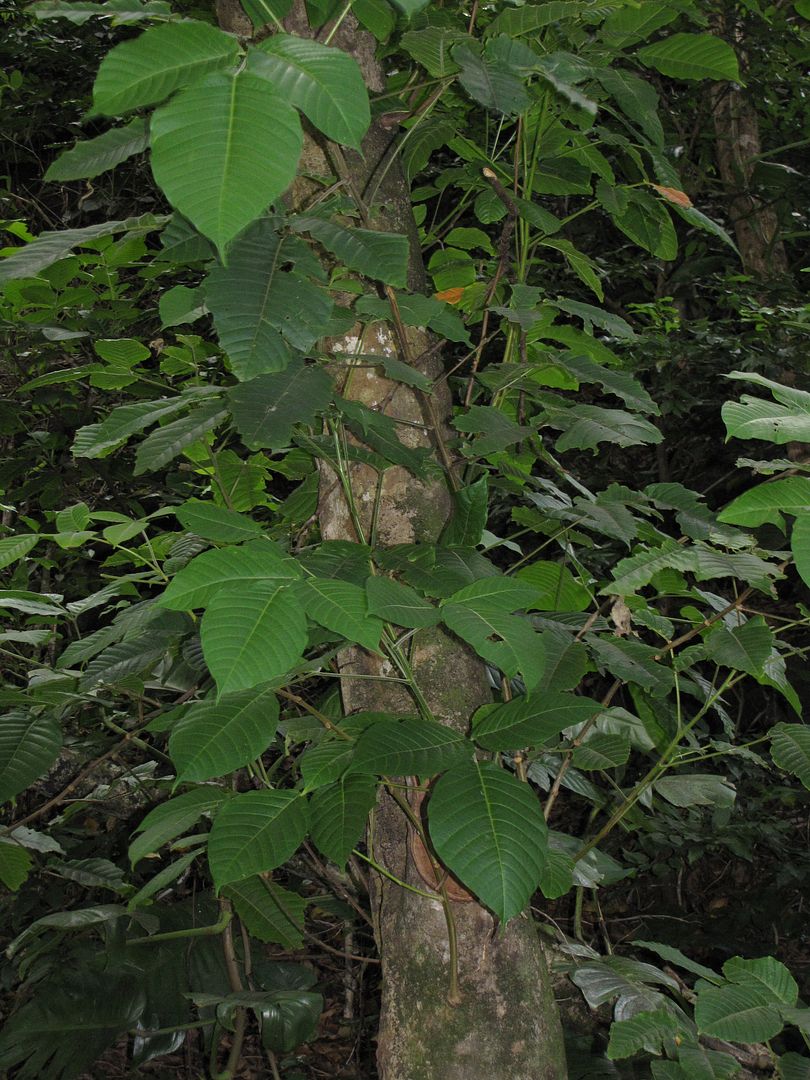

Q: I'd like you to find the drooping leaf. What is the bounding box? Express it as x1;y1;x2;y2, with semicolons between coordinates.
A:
298;579;383;652
92;20;239;115
224;875;306;948
516;561;590;611
792;513;810;588
572;732;631;770
291;216;408;287
129;786;231;866
160;539;301;610
169;686;280;782
770;723;810;789
72;390;216;459
603;540;699;596
607;1008;684;1060
442;603;545;689
401;27;465;77
365;576;441;628
0;535;41;570
638;33;740;82
723;955;798;1007
134;399;228;475
0;711;62;805
428;760;548;922
309;775;378;865
200;582;307;695
0;842;33;891
248;34;370;148
207;789;309;890
227;361;333;450
440;477;488;547
45;118;149;181
472;693;602;751
654;774;736;809
150;70;302;257
705;617;773;677
350;716;471;776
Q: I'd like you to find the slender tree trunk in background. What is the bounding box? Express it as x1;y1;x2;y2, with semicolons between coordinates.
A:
215;3;567;1076
710;9;788;279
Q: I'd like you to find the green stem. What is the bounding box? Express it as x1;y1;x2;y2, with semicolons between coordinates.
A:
352;848;439;899
127;909;231;945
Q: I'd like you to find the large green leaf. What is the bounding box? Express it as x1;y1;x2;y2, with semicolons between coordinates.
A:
350;716;471;775
718;477;810;529
695;983;782;1042
428;760;548;922
169;686;280;782
309;775;378;865
206;219;332;380
442;603;545;689
440;477;488;547
723;372;810;443
248;35;370;148
72;390;216;458
0;841;33;891
92;20;239;115
207;789;309;890
175;500;261;543
129;786;231;866
723;955;798;1006
572;732;630;770
224;875;306;948
444;576;539;612
133;399;228;475
792;513;810;588
0;535;41;570
472;693;602;751
291;216;408;287
516;561;590;611
150;70;302;257
45;118;149;181
638;33;740;82
603;540;698;596
365;576;441;628
705;617;773;678
200;581;307;696
298;579;383;652
0;974;146;1079
771;723;810;789
0;711;62;804
160;539;301;610
453;40;530;115
227;361;333;450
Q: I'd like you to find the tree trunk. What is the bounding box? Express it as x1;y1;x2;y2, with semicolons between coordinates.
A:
214;2;568;1075
710;10;788;279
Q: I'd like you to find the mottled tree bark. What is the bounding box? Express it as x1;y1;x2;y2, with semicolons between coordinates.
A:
214;1;567;1074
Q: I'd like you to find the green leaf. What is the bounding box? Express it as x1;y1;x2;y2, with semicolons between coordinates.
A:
723;955;798;1006
150;70;302;257
160;539;301;610
365;576;441;628
73;391;214;458
638;33;740;82
572;732;630;770
771;723;810;789
228;361;333;450
0;711;62;804
92;20;239;115
516;561;590;612
472;693;602;752
654;774;736;809
792;513;810;588
0;842;33;891
208;789;309;890
129;786;231;866
298;579;383;651
633;940;722;984
695;983;782;1042
206;219;332;379
718;477;810;529
442;604;545;690
602;2;678;47
159;284;205;328
608;188;677;259
453;40;530;115
705;617;773;677
546;403;663;453
722;374;810;444
596;68;664;147
169;686;280;782
248;35;369;149
603;540;698;596
401;27;465;76
608;1008;683;1060
351;717;471;775
428;760;548;922
224;876;306;948
0;534;41;569
134;399;228;475
310;775;378;865
175;500;261;543
291;215;408;287
485;2;585;38
257;990;323;1053
300;738;356;792
45;118;149;181
444;576;538;612
201;582;307;695
440;477;488;546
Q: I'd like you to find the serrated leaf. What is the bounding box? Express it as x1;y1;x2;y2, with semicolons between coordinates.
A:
150;70;302;257
572;732;630;770
129;787;231;866
201;582;307;696
45;118;149;181
0;711;62;804
607;1009;683;1060
160;539;300;610
169;686;280;782
92;20;239;115
401;27;465;76
175;500;261;543
547;403;663;453
771;723;810;789
310;775;377;865
472;692;602;751
224;875;306;948
134;399;228;475
300;738;356;792
207;790;309;890
292;216;408;287
298;579;383;651
638;33;740;82
365;576;440;628
723;955;798;1006
73;391;213;458
228;361;333;450
248;34;369;148
428;761;548;922
350;717;471;775
695;983;782;1042
206;219;332;379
